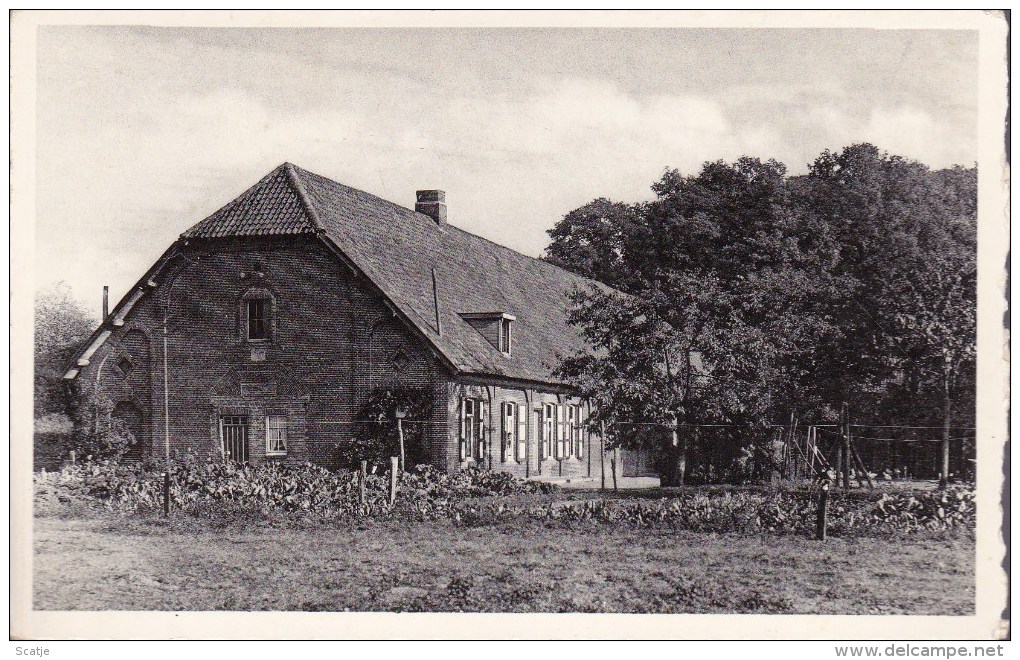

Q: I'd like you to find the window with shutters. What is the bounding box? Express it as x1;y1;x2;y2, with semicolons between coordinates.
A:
501;401;517;463
569;404;584;457
555;404;568;459
266;415;288;455
541;403;555;460
459;397;486;461
515;404;527;462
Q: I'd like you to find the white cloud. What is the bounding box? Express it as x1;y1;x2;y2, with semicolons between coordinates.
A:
859;106;972;167
33;27;978;311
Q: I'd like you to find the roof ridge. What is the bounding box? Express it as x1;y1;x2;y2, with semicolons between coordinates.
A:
290;163;448;228
283;162;326;234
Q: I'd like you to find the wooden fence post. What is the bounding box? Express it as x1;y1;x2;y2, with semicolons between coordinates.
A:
396;407;407;473
600;421;607;491
359;460;367;505
611;457;618;493
163;471;171;517
841;403;852;489
815;483;829;541
389;456;398;506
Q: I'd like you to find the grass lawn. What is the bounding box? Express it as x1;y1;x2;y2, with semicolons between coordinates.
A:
33;508;974;614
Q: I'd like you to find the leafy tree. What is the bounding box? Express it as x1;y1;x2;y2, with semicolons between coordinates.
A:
550;146;977;485
557;158;836;483
35;282;96;419
798;147;977;482
544;198;640;291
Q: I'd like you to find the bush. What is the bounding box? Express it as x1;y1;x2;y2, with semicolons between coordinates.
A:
402;465;554;499
335;386;432;471
66;388;136;463
538;484;975;535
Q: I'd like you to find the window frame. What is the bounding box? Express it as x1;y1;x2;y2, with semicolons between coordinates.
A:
219;414;250;463
501;401;517;463
569;404;584;458
555;404;567;459
499;318;513;356
247;298;271;341
542;403;555;460
460;397;486;461
240;288;275;343
265;414;288;456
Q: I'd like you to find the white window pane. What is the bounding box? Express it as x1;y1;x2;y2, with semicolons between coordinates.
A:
266;415;288;453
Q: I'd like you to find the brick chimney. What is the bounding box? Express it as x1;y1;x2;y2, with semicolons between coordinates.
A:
416;190;447;226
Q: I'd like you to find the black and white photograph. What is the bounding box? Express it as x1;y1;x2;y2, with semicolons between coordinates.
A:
10;9;1009;643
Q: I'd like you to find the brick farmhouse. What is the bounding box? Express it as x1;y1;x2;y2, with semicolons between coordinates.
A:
63;163;648;478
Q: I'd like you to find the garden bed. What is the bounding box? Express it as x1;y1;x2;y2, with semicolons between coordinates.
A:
35;460;975;538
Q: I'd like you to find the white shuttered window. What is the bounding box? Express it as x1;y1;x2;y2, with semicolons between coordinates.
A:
516;407;527;462
555;404;567;459
541;403;555;459
501;402;517;463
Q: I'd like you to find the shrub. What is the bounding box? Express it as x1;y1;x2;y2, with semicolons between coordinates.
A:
335;386;433;471
539;485;975;535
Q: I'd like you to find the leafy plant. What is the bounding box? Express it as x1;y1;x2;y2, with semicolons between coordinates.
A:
335;386;433;471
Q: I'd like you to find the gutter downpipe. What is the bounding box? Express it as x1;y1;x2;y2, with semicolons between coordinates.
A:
161;251;201;467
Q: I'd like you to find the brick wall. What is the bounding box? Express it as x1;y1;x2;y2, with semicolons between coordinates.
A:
78;236;448;469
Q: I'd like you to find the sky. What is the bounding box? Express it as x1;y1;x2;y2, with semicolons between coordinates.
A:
34;25;979;316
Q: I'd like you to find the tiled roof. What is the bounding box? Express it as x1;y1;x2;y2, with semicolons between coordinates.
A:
182;165;319;238
181;163;605;386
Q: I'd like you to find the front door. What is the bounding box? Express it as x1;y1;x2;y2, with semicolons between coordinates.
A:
112;401;144;463
220;415;250;462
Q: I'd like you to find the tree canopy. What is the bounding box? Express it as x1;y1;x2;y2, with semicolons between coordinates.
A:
35;282;96;419
548;144;976;484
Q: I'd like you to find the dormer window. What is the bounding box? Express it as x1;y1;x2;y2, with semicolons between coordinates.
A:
499;317;512;356
459;312;515;356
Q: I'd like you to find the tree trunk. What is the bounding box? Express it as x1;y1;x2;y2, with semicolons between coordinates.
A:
940;376;951;490
674;426;687;487
841;402;851;489
661;419;687;487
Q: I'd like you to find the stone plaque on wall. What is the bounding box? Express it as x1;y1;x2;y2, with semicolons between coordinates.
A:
240;381;277;397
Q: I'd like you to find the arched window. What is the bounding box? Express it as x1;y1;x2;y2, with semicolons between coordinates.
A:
240;288;275;342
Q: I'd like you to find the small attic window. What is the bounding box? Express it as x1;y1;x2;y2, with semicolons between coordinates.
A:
248;298;270;340
459;312;515;356
499;317;512;356
241;287;275;343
